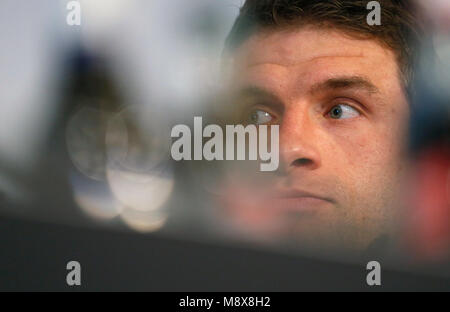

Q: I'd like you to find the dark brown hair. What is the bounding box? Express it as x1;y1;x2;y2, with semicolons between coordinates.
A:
224;0;426;92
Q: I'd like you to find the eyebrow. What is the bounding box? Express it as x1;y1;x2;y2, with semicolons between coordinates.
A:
236;86;276;99
309;76;380;95
233;86;284;111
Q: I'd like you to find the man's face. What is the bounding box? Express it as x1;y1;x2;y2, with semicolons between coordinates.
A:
219;26;410;250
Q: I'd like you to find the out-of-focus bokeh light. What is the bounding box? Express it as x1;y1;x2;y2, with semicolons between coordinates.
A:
106;168;174;213
119;206;168;233
70;170;122;220
66;102;174;232
66;106;112;180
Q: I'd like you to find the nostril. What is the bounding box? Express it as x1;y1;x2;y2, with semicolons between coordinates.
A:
292;158;313;167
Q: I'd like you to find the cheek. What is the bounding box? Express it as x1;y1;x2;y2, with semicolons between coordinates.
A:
322;124;384;173
323;121;406;201
328;105;408;168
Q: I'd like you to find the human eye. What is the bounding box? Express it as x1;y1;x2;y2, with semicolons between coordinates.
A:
249;109;274;125
326;103;361;120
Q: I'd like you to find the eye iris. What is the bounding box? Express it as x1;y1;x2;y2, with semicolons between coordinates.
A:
250;112;258;123
330;106;343;119
250;110;270;124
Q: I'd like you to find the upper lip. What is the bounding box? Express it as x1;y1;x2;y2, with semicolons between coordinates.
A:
271;189;335;203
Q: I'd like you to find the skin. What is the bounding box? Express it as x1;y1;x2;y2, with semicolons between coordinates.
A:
218;26;410;251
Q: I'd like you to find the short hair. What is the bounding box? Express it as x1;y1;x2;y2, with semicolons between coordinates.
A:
224;0;427;93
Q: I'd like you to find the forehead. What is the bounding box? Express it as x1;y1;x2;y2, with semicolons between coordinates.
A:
230;26;402;92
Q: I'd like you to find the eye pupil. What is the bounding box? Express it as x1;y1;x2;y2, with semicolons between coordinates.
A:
330;106;343;119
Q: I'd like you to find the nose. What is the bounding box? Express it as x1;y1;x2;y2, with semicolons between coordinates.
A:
278;106;322;173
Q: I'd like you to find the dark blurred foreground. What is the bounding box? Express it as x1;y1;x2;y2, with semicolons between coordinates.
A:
1;215;449;291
